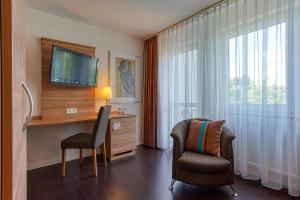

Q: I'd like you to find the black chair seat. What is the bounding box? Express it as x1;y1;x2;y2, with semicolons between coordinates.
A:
61;133;94;149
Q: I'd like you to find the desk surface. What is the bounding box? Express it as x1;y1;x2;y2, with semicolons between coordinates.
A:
28;113;136;128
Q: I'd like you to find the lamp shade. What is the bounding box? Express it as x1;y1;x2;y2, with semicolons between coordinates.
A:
102;86;112;100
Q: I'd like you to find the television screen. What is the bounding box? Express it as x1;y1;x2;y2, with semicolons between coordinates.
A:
50;45;99;87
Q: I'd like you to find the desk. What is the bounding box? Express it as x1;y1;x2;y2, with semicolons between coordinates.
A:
29;115;97;128
28;114;137;161
28;114;135;128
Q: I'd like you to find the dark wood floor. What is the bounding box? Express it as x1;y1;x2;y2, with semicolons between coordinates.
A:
28;146;296;200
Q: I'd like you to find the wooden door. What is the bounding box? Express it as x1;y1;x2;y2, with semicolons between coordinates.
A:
12;0;27;198
1;0;27;199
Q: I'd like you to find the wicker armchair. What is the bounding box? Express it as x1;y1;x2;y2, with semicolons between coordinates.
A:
169;118;237;197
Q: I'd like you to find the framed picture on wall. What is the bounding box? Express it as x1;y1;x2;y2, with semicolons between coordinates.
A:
109;51;141;103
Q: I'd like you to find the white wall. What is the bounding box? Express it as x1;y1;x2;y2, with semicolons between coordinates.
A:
26;7;144;170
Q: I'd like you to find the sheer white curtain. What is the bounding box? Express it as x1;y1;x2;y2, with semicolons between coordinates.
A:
157;0;300;196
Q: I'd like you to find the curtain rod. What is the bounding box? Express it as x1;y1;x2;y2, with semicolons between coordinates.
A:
144;0;228;40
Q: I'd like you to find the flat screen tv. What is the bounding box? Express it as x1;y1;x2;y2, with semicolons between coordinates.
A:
50;45;99;87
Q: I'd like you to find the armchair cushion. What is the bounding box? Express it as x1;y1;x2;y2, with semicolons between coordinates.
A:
185;120;225;156
178;151;230;174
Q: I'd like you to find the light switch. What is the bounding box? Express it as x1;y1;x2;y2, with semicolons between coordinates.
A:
112;122;121;130
66;108;77;114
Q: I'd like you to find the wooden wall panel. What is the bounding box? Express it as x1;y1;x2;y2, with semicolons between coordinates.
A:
41;38;96;120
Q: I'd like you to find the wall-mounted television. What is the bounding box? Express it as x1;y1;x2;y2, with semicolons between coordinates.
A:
50;45;99;87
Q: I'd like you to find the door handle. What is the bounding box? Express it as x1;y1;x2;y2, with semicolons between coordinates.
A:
22;82;33;131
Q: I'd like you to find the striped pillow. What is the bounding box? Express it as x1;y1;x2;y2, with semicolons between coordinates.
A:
185;120;225;157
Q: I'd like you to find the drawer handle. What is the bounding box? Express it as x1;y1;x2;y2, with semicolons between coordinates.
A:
22;82;33;131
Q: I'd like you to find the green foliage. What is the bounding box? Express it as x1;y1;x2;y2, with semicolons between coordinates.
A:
229;78;286;104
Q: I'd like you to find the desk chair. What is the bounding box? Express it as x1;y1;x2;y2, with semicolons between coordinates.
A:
61;105;111;177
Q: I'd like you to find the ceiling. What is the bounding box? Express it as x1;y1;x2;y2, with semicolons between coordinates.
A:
26;0;220;39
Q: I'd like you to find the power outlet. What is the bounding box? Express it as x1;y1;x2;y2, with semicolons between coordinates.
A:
66;108;77;114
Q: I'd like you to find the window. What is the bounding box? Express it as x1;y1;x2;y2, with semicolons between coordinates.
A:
229;23;286;104
170;49;200;118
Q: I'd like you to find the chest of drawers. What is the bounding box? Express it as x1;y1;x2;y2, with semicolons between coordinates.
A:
106;115;136;160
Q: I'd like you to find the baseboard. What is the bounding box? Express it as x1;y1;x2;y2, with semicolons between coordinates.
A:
28;153;85;170
27;149;105;170
27;143;142;170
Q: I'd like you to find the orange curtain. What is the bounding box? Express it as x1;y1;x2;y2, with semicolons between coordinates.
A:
142;36;158;148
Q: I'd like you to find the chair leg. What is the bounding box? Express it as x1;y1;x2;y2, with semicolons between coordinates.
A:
230;185;238;197
92;148;98;176
61;149;66;177
101;143;107;167
169;179;176;190
79;149;83;167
